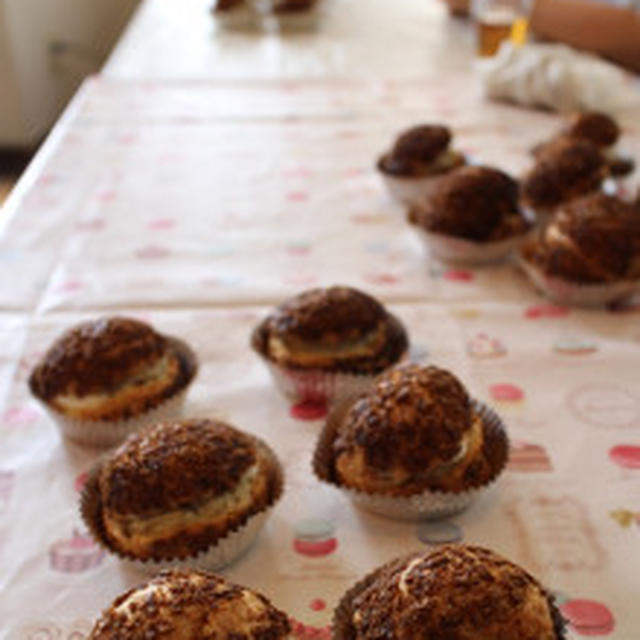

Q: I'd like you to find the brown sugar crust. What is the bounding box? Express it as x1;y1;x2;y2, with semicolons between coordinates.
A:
409;166;527;242
348;545;564;640
100;420;258;514
521;193;640;283
251;287;408;373
263;287;385;343
566;111;620;148
379;125;461;177
29;317;168;400
89;569;291;640
28;318;194;421
522;139;605;209
425;408;506;492
332;365;476;494
273;0;316;12
91;420;280;560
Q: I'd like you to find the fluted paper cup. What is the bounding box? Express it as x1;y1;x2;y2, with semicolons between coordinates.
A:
518;254;640;308
415;227;529;266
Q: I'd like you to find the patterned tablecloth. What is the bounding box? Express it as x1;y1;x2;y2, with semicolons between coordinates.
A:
1;36;640;640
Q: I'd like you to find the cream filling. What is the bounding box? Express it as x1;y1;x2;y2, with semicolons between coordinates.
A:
54;353;174;412
430;148;462;171
268;322;387;366
106;464;260;551
398;556;425;595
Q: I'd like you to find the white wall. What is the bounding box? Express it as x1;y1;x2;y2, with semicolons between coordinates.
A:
1;0;139;147
0;4;28;146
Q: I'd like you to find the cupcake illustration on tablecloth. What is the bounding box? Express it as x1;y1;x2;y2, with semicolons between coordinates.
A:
608;444;640;469
553;336;598;356
559;598;615;636
489;382;525;407
49;528;105;573
610;508;640;529
466;333;507;359
289;618;331;640
21;620;92;640
292;519;338;558
507;441;553;472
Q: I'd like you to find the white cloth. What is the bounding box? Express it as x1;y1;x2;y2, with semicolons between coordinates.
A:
479;41;640;115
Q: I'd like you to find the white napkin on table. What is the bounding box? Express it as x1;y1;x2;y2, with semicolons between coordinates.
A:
478;41;640;115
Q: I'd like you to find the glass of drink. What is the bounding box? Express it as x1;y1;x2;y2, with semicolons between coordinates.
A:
473;0;529;57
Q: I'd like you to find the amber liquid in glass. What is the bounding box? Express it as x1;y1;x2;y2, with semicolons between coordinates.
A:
477;18;513;56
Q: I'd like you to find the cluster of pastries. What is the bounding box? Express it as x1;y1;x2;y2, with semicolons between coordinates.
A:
87;544;565;638
27;300;541;636
32;112;634;639
378;112;639;302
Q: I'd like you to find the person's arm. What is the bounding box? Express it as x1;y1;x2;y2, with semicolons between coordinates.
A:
530;0;640;72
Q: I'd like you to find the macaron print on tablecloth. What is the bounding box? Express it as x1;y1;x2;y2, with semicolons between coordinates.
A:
0;76;640;639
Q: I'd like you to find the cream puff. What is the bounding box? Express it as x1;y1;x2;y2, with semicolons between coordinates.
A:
377;125;466;206
409;165;530;242
331;364;505;495
339;545;566;640
83;419;282;561
522;138;606;215
89;569;291;639
252;286;408;375
521;192;640;284
28;317;195;423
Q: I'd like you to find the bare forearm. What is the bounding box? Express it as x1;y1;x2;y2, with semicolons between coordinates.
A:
530;0;640;72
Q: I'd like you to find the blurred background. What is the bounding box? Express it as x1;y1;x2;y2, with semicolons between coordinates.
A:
0;0;140;201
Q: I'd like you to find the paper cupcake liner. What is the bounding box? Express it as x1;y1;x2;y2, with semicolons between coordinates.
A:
38;337;198;448
379;171;443;208
332;551;568;640
80;436;284;571
518;255;640;308
262;359;381;408
313;399;509;521
415;227;528;266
